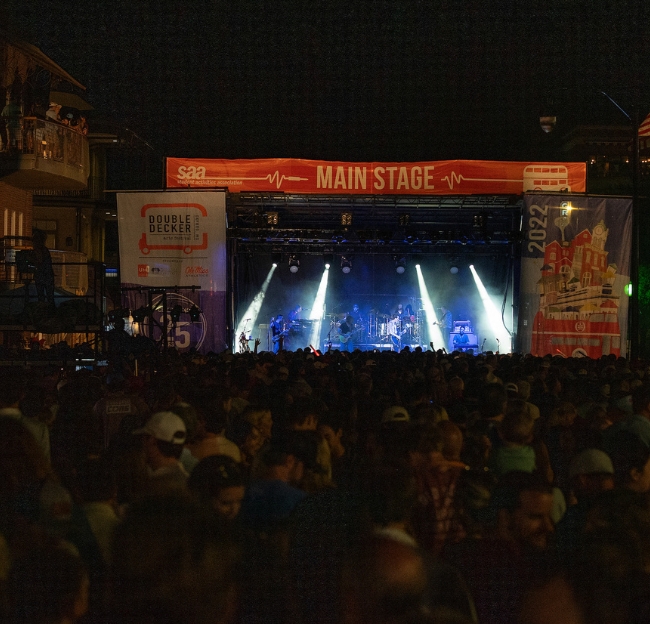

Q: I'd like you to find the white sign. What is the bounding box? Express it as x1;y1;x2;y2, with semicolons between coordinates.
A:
117;191;226;289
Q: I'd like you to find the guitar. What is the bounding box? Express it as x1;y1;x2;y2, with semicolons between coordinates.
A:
339;331;353;344
272;329;289;344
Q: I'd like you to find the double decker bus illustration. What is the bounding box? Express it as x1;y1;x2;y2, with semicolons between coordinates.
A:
523;165;571;192
138;203;208;255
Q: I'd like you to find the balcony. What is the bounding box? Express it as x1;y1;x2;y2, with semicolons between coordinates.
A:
0;117;89;190
0;237;105;347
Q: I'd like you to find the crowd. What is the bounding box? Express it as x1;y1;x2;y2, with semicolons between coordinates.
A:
1;346;650;623
0;97;89;152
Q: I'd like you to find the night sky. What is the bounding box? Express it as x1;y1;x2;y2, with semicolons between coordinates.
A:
7;0;650;162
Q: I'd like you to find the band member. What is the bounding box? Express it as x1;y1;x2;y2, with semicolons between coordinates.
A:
338;315;356;353
436;306;453;350
288;305;302;322
453;325;470;351
270;314;286;353
350;304;365;340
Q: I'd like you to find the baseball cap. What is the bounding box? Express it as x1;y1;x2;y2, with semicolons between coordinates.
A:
568;449;614;480
381;405;410;424
505;382;519;395
133;411;187;444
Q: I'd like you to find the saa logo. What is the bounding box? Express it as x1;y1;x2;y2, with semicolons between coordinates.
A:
138;264;149;278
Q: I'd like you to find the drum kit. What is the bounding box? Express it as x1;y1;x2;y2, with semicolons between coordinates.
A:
322;309;422;347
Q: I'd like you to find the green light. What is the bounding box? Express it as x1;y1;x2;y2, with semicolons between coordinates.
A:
625;283;633;297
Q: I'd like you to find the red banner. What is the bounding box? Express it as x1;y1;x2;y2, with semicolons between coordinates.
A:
166;158;586;195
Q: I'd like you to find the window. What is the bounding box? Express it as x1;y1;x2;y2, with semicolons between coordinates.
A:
33;220;57;249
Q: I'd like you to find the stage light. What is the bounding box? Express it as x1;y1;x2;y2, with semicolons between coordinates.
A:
189;305;202;322
395;256;407;274
399;214;410;227
309;264;330;348
341;212;353;226
266;212;279;226
473;213;487;229
323;253;333;269
288;255;300;273
234;263;277;351
341;256;352;274
415;265;444;350
272;252;282;267
469;264;512;353
170;305;183;323
450;265;459;274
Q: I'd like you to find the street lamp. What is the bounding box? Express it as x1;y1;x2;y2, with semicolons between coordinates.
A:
540;91;641;359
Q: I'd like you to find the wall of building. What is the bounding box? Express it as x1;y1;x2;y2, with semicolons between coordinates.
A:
0;182;32;244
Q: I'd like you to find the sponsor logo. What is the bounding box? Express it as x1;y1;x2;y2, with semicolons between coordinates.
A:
185;266;209;275
138;264;149;277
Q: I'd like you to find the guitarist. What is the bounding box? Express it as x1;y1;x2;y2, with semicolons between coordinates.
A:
271;314;287;353
338;315;356;353
433;306;453;351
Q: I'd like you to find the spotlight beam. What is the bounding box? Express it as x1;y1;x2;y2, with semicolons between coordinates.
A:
234;264;277;351
469;264;511;353
309;267;330;348
415;265;445;350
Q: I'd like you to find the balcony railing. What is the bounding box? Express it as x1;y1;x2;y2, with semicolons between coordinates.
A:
0;117;89;189
0;237;105;333
20;117;85;166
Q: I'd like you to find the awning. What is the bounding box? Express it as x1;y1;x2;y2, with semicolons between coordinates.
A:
49;91;93;110
2;30;85;90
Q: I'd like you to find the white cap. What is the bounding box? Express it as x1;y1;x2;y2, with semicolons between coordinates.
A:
381;405;410;424
133;411;186;444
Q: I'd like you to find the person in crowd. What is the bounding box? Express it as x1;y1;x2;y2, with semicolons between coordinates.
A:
30;229;56;309
187;402;242;464
604;384;650;448
46;102;62;121
555;448;614;561
109;496;238;624
490;399;536;478
188;455;246;521
76;456;120;567
7;545;89;624
1;97;22;151
238;432;310;532
132;411;189;495
410;422;468;556
8;347;650;624
227;417;264;474
606;429;650;493
243;405;274;443
0;369;51;464
444;472;555;624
